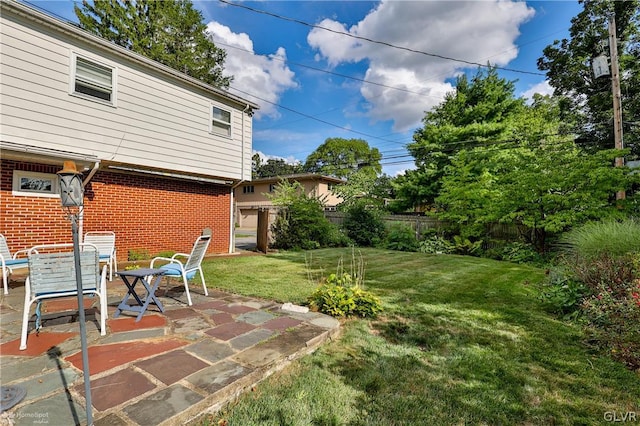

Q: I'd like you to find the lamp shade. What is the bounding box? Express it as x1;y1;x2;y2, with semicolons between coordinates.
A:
57;161;84;207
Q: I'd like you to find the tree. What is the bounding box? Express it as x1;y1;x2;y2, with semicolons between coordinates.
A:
400;67;525;210
333;171;394;209
303;138;382;179
538;0;639;157
75;0;231;88
252;154;302;179
436;95;632;253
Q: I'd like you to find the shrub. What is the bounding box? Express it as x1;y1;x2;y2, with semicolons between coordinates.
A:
418;234;453;254
581;278;640;370
271;195;349;250
308;272;383;318
342;203;386;247
499;241;542;264
558;219;640;370
451;235;482;256
539;267;589;319
382;223;418;252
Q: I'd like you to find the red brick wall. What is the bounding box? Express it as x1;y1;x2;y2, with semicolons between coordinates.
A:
1;160;230;261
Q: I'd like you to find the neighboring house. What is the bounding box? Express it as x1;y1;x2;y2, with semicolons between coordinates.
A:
235;174;344;228
0;0;258;260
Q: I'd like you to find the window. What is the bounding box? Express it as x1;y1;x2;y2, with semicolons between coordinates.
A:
72;55;115;104
12;171;59;198
269;184;277;192
243;185;255;194
211;106;231;137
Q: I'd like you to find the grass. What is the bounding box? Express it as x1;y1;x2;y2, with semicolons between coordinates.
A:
196;248;640;425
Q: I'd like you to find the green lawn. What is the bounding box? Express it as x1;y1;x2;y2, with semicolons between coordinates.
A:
197;248;640;425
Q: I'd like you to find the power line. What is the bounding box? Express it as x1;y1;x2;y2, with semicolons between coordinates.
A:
218;0;546;77
228;85;409;146
212;39;444;100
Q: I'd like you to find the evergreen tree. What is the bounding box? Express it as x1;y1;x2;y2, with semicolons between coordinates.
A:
75;0;231;88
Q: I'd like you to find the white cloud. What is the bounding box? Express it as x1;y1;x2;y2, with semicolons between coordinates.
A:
206;22;298;119
521;80;554;103
307;0;535;132
252;150;301;165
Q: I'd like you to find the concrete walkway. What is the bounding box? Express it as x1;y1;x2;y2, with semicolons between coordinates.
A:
0;273;339;425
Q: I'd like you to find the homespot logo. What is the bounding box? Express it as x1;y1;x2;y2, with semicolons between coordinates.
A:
604;411;638;422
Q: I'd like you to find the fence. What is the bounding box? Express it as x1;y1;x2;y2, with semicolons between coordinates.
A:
324;212;522;243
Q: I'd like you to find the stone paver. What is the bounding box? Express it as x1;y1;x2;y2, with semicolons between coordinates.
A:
229;328;275;351
0;276;340;425
135;350;209;385
79;368;156;412
123;384;204;425
206;321;255;341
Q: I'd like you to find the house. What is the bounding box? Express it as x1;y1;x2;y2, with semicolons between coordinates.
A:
0;0;259;261
234;174;344;228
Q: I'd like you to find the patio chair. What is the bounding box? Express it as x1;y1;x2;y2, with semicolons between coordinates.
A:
83;231;117;281
20;243;107;350
150;234;211;306
0;234;30;295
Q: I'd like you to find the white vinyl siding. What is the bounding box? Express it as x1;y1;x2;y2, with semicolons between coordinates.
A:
72;55;115;104
211;105;231;137
0;3;254;182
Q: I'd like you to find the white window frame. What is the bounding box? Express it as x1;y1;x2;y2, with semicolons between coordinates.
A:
12;171;60;198
70;53;117;106
211;105;232;137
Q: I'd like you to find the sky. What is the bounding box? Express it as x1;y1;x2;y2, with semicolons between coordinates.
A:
27;0;583;176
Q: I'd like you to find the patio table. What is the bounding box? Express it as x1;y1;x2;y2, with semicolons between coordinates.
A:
114;268;166;322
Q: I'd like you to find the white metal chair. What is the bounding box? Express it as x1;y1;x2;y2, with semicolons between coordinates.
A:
150;235;211;306
83;231;117;281
0;234;30;295
20;243;107;350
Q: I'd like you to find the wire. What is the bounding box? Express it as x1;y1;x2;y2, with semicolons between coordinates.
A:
228;85;410;146
212;39;445;100
218;0;546;77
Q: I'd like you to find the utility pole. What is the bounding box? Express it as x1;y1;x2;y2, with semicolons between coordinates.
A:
608;14;625;200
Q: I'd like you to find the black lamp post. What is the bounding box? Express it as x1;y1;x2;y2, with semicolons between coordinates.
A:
57;161;93;425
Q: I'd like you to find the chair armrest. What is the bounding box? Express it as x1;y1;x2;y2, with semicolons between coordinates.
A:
170;253;190;260
150;256;183;268
13;249;30;259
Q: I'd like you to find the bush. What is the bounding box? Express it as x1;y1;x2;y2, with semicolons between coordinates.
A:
539;267;589;319
418;234;453;254
499;241;542;264
451;235;482;256
271;196;349;250
382;223;418;252
581;278;640;370
308;272;383;318
342;203;386;247
558;219;640;370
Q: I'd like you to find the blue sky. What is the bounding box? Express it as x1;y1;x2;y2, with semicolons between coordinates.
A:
28;0;583;176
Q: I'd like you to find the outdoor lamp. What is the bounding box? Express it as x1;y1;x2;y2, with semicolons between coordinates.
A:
57;160;84;207
57;159;93;424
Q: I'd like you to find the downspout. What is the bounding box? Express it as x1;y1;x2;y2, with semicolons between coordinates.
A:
79;161;100;242
228;104;251;253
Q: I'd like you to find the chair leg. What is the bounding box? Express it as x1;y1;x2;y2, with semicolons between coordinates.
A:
20;293;32;351
99;289;107;335
198;267;208;296
182;273;193;306
2;269;8;295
